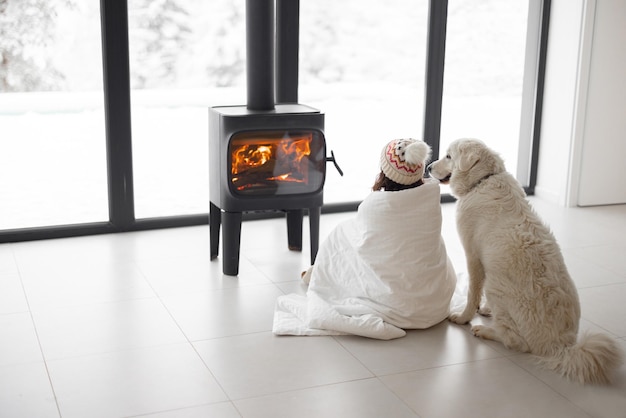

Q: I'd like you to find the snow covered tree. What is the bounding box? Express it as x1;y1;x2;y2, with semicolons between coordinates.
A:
205;0;245;88
0;0;72;92
128;0;192;89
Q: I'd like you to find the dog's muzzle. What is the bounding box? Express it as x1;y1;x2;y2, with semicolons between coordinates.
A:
427;161;452;183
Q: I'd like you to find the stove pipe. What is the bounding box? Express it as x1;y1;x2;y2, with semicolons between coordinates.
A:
246;0;275;111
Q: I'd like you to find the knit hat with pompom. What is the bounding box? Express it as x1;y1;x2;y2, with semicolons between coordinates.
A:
379;139;431;185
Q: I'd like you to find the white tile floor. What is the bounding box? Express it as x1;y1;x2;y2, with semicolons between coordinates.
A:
1;197;625;418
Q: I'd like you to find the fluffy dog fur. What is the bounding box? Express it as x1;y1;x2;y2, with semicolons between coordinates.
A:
428;138;623;384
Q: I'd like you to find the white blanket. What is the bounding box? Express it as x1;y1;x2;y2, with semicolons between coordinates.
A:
273;181;458;340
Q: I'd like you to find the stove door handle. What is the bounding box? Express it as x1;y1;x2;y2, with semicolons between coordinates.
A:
326;150;344;177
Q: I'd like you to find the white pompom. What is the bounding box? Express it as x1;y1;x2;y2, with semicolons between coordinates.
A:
404;141;431;166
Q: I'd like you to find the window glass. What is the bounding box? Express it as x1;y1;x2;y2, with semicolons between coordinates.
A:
299;0;429;203
128;0;246;218
439;0;529;184
0;1;108;229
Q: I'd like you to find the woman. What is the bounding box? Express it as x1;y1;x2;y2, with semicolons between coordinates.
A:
273;139;457;339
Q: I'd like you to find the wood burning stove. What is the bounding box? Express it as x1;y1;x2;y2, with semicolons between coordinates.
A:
209;105;326;276
209;0;340;275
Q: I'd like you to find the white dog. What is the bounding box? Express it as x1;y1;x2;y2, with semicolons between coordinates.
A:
428;138;623;384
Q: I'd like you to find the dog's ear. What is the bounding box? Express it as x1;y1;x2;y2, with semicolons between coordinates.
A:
457;143;480;172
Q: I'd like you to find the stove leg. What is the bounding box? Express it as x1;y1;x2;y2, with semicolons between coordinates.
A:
286;209;303;251
222;211;242;276
209;202;221;260
309;207;321;264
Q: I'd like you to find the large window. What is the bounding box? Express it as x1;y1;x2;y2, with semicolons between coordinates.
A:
440;0;530;179
127;0;246;218
0;0;548;241
0;1;107;230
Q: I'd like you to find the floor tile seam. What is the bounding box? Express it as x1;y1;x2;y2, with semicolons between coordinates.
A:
227;376;381;404
152;281;285;342
188;344;232;403
331;330;512;378
152;281;287;299
377;354;592;416
370;354;520;379
13;257;140;275
563;250;626;282
578;317;626;339
133;258;227;297
0;268;20;280
576;258;626;281
189;333;378;402
240;255;300;285
130;251;212;266
41;340;199;364
186;332;272;404
375;374;436;418
25;294;169;317
505;356;599;418
577;280;626;292
43;339;232;410
188;329;276;345
575;279;626;290
185;327;278;342
373;356;583;418
127;263;283;340
133;258;195;329
0;357;51;370
563;241;626;256
13;258;63;418
13;260;46;363
330;335;380;377
122;401;242;418
15;255;160;309
269;279;305;290
0;307;31;317
132;266;233;401
330;325;519;376
605;269;626;282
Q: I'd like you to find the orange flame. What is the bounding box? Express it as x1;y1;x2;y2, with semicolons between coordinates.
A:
231;133;313;191
232;145;272;175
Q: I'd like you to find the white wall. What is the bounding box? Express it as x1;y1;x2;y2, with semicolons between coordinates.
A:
577;0;626;205
535;0;585;205
536;0;626;206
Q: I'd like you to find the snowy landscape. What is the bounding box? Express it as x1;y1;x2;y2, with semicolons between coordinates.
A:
0;0;529;229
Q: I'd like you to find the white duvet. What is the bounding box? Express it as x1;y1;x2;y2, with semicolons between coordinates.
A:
273;181;458;340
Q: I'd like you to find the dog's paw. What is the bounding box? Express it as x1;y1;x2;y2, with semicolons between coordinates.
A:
448;312;472;325
471;325;497;341
471;325;484;337
478;305;492;317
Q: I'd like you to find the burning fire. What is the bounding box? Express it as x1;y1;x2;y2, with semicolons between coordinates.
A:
232;145;272;170
231;133;313;191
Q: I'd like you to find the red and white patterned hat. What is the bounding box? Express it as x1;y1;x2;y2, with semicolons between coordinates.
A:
379;139;431;185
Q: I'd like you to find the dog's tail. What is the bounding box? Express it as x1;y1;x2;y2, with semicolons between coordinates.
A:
538;332;623;384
